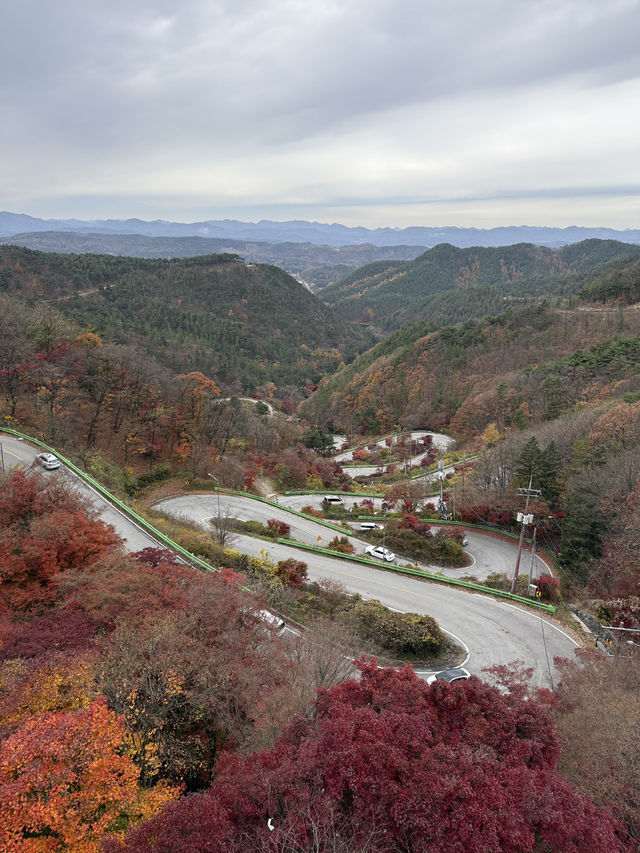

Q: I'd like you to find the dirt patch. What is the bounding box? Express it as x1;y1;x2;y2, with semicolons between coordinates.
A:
254;476;279;497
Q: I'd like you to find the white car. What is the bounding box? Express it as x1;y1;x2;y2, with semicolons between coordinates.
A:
35;452;60;470
359;522;384;531
324;495;344;505
365;545;395;563
426;667;471;685
257;610;286;634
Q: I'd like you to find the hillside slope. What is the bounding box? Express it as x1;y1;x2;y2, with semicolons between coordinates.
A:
0;246;371;394
0;231;427;290
320;240;640;330
301;256;640;435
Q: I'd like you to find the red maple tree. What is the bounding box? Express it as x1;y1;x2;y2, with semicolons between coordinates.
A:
108;660;630;852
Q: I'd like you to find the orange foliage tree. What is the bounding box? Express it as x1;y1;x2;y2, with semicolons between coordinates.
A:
0;698;179;852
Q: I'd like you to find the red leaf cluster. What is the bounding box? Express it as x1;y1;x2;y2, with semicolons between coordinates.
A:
111;661;629;852
0;471;120;610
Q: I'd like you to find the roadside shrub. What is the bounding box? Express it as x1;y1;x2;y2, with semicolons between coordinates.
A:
84;452;130;497
301;504;324;518
483;572;530;596
267;518;291;538
381;526;466;567
459;503;515;529
447;528;467;546
399;514;431;535
293;580;358;620
351;599;446;658
432;529;465;562
235;519;268;536
275;558;308;587
595;597;640;629
537;573;562;602
327;536;355;555
177;534;283;590
134;462;172;492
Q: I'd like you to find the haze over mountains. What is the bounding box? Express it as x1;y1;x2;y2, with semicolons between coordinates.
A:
2;211;640;249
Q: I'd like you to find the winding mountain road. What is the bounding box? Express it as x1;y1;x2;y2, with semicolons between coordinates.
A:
153;492;579;686
2;434;579;686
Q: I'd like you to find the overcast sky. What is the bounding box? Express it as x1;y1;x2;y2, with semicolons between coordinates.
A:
2;0;640;228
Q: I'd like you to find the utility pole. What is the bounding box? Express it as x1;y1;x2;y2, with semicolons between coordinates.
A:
511;477;540;595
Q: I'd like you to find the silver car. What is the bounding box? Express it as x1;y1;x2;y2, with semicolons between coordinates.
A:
36;452;60;470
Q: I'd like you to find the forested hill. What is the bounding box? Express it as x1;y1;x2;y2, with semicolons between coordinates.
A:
0;246;371;394
320;239;640;331
0;231;427;290
301;254;640;434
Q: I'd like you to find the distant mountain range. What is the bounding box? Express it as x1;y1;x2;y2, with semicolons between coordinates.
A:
1;211;639;249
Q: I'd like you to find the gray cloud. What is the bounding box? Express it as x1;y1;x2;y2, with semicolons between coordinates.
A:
1;0;639;225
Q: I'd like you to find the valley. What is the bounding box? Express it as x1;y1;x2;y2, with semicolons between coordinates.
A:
1;232;639;850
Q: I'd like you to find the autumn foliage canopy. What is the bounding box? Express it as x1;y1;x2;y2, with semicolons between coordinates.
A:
109;660;629;853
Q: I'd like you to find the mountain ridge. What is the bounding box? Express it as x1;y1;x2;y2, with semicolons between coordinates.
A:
320;239;640;330
0;230;427;290
0;245;371;394
1;211;639;249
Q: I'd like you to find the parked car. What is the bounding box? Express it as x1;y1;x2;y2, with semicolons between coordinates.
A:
257;610;286;634
359;522;384;531
426;667;471;685
324;495;344;505
35;452;60;470
365;545;396;563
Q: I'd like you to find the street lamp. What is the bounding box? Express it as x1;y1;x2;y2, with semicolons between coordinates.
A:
382;508;387;551
207;473;221;517
436;459;447;519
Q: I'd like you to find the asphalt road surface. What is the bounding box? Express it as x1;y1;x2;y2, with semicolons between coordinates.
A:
2;434;579;686
154;491;579;686
1;434;158;552
333;431;455;462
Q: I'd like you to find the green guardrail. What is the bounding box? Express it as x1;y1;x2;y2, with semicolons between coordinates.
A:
0;427;220;575
283;489;384;498
340;463;387;469
276;538;557;613
3;426;556;612
189;488;354;537
357;515;528;543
